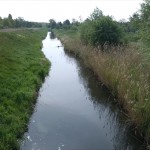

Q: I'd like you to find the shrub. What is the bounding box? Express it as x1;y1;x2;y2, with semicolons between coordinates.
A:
80;16;123;48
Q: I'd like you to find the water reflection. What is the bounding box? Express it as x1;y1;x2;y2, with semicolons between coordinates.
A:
50;31;56;39
64;50;145;150
21;33;145;150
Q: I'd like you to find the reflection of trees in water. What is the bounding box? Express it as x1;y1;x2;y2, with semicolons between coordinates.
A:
50;32;56;39
64;50;145;150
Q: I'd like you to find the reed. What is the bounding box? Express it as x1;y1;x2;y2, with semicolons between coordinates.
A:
55;29;150;142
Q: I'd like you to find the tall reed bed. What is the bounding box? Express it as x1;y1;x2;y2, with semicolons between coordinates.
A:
56;33;150;141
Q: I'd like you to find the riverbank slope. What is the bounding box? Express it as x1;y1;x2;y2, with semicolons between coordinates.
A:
54;29;150;144
0;29;50;149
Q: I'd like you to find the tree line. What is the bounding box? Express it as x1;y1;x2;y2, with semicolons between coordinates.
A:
48;18;80;30
49;0;150;48
0;14;44;29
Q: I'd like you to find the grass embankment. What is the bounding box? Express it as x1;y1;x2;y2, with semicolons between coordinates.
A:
0;28;50;149
54;29;150;142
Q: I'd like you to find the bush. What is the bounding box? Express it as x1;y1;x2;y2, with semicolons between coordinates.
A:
80;16;123;48
79;20;94;45
141;23;150;46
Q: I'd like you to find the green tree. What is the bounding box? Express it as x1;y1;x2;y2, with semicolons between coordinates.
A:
56;22;62;28
140;0;150;45
141;0;150;22
2;18;10;27
0;17;3;28
62;19;71;29
72;18;79;26
7;14;14;27
129;12;141;32
79;20;94;45
8;14;12;20
89;7;103;20
80;16;123;48
63;19;70;26
49;19;57;29
14;17;25;27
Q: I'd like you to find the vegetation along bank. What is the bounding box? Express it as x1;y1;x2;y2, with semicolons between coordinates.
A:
0;28;50;149
52;0;150;145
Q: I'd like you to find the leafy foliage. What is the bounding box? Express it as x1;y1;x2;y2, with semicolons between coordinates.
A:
129;0;150;45
140;0;150;45
80;15;123;47
89;7;103;20
49;19;57;29
0;14;44;29
129;13;141;32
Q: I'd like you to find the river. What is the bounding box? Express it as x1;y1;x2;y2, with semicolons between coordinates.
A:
20;32;144;150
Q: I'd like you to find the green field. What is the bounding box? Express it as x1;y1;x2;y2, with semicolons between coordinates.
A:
0;28;50;149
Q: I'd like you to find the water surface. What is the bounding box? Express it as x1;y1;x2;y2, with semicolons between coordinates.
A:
21;32;144;150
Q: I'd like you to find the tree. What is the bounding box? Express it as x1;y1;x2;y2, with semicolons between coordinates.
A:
79;20;94;45
89;7;103;20
62;19;71;29
129;12;141;32
63;19;70;26
8;14;14;27
57;22;62;28
140;0;150;22
14;17;25;27
0;14;43;29
8;14;12;20
49;19;57;29
0;17;3;28
80;16;123;48
2;18;10;28
140;0;150;45
72;18;79;26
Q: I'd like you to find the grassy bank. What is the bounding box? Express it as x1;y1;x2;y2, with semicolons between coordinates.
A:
54;29;150;143
0;28;50;149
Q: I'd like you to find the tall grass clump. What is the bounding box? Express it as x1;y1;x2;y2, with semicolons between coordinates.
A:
54;29;150;143
0;28;50;149
53;3;150;144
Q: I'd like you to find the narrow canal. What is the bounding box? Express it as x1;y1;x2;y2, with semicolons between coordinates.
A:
21;32;144;150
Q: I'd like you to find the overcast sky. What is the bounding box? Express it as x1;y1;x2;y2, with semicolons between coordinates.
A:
0;0;143;23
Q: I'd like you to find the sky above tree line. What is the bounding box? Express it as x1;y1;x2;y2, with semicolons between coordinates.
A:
0;0;143;23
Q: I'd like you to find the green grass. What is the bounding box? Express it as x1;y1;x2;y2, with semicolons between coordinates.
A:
0;28;50;149
54;28;79;39
54;28;150;144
